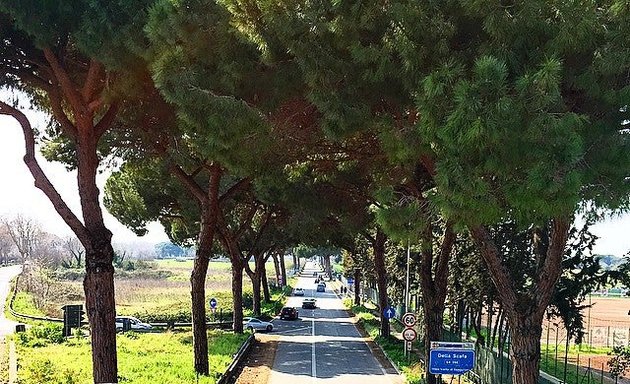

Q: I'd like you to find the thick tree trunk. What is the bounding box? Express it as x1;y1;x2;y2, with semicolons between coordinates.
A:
189;167;221;376
279;253;287;287
84;245;117;384
373;228;390;338
251;270;262;316
423;305;444;384
354;269;361;306
261;260;271;302
509;316;543;384
190;250;210;375
272;253;281;286
470;219;570;384
232;262;244;333
419;222;455;384
326;255;332;279
293;253;299;272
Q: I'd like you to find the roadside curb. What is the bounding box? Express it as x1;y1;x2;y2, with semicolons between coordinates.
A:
217;333;255;384
8;340;16;384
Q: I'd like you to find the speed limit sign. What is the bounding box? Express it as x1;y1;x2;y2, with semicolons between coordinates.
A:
402;312;417;327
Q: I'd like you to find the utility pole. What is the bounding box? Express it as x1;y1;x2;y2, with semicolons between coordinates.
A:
405;239;411;313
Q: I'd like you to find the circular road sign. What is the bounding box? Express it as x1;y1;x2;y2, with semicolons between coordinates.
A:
383;306;396;320
402;312;417;327
209;298;218;309
402;328;417;342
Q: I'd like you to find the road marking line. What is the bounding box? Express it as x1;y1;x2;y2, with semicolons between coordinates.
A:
311;313;317;382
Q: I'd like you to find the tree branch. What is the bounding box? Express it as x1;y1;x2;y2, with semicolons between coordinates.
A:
534;217;571;316
469;225;518;316
0;101;89;245
43;48;87;121
94;103;119;139
81;60;104;103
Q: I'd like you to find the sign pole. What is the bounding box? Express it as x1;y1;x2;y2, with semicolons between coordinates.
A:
405;238;410;314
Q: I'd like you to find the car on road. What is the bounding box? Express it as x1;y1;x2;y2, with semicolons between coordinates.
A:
243;317;273;332
115;316;152;331
302;298;317;309
316;283;325;292
280;306;299;320
294;287;305;296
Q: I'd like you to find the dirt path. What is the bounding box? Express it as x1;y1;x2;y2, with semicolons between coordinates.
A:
233;334;279;384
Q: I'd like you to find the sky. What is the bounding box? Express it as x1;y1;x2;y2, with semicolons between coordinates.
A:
0;98;629;257
0;104;169;248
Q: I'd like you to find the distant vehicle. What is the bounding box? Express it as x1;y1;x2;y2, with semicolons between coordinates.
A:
115;316;152;331
316;283;325;292
302;298;317;309
280;307;299;320
243;317;273;332
294;288;305;296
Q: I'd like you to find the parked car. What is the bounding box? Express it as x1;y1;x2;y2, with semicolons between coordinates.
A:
280;306;299;320
316;283;325;292
294;287;305;296
243;317;273;332
302;298;317;309
115;316;152;331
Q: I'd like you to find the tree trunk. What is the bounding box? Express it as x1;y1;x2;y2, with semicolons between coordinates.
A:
251;270;262;316
509;316;543;384
354;269;361;306
190;252;210;375
470;219;570;384
189;167;221;376
423;304;444;384
418;222;455;384
279;253;287;288
272;253;281;286
373;228;390;338
84;245;117;384
262;269;270;302
325;255;332;279
232;262;244;333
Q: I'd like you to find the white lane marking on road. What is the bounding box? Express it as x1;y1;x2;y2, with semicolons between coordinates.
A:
311;312;317;382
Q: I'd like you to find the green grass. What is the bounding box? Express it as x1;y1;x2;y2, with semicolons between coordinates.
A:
15;328;248;384
11;291;45;317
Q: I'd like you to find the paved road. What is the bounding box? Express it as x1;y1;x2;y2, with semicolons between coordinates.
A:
0;265;22;337
268;262;402;384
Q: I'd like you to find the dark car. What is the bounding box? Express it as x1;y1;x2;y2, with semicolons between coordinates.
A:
302;298;317;309
280;306;299;320
316;283;325;292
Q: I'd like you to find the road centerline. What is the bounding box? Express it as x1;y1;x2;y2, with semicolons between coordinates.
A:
311;312;317;382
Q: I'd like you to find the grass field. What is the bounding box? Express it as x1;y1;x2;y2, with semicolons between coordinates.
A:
15;328;248;384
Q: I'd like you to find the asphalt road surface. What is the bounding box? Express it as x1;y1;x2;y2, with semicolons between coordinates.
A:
0;265;22;337
267;261;403;384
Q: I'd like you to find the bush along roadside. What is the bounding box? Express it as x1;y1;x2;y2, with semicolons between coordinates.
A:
343;299;424;384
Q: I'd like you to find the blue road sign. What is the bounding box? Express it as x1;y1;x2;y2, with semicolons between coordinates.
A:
429;348;475;375
383;306;396;319
209;298;218;309
346;278;354;284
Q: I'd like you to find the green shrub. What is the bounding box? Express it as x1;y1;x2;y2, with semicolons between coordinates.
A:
17;323;65;348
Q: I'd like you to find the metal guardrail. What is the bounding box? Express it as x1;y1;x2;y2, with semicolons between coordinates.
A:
216;333;255;384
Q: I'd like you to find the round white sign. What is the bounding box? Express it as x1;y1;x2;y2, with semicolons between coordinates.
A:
402;312;417;327
402;328;417;341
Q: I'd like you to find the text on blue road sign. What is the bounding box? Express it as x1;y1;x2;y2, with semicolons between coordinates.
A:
429;349;475;375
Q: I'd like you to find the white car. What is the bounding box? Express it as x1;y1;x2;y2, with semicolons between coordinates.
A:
115;316;152;331
294;288;305;296
243;317;273;332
